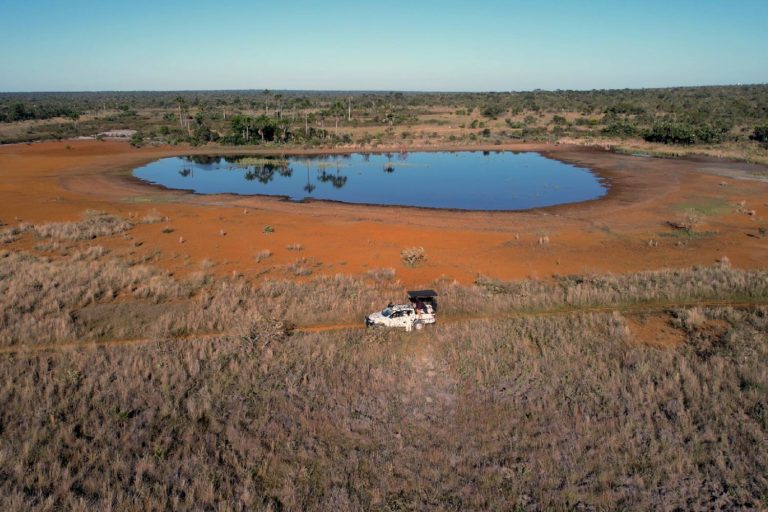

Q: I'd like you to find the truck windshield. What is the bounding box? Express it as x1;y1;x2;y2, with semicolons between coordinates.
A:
381;308;393;317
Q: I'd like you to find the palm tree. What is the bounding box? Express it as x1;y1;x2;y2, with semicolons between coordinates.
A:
263;89;271;116
174;96;185;130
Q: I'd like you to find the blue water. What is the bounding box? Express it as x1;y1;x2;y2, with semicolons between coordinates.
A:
132;151;607;210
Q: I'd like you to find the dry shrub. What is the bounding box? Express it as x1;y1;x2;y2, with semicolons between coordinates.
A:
669;208;704;233
401;246;427;267
254;249;272;263
0;224;29;244
287;258;313;276
366;267;396;281
140;209;165;224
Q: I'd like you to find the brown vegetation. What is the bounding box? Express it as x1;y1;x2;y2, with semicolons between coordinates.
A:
0;282;766;509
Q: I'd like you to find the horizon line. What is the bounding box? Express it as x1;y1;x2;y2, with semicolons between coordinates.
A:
1;82;766;95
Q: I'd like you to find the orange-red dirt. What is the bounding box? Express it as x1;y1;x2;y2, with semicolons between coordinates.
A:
1;140;767;286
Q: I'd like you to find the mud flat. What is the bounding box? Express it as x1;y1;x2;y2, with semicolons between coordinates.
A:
1;140;767;284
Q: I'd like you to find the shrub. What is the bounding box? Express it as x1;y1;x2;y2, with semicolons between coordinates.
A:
401;246;427;267
254;250;272;262
644;122;697;145
602;121;639;138
644;122;728;145
140;210;165;224
551;115;567;125
695;124;728;144
669;209;705;234
481;104;505;119
129;131;144;147
751;124;768;143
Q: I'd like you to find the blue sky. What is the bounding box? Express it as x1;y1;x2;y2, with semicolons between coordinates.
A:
1;0;766;92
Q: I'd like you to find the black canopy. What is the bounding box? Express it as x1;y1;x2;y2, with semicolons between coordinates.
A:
407;290;438;299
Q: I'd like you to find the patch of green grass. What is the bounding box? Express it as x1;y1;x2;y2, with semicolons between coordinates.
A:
672;198;731;216
658;230;718;239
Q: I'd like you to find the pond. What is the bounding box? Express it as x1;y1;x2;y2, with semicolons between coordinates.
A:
132;151;607;210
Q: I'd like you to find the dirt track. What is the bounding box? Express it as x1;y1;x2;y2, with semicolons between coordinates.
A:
1;297;764;356
1;140;767;286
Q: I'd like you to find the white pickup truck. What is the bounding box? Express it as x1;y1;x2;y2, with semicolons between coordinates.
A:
364;290;438;330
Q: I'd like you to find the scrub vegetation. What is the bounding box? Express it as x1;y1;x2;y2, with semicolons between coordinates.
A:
1;240;767;509
1;85;767;162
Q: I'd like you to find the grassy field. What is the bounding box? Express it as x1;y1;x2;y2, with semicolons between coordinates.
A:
1;213;768;509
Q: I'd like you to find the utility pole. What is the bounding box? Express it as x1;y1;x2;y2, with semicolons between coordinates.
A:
347;97;352;121
304;112;308;136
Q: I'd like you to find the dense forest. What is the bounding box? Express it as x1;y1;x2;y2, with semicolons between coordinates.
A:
1;85;766;148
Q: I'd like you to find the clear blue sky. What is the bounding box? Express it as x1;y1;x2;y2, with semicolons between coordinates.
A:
1;0;766;92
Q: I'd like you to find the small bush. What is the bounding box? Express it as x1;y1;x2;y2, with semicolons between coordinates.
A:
401;246;427;267
602;121;638;138
129;131;144;147
140;209;165;224
481;104;505;119
751;124;768;143
287;258;313;276
366;267;396;281
254;250;272;263
669;209;705;234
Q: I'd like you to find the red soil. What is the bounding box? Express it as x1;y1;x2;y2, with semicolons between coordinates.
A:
1;140;766;286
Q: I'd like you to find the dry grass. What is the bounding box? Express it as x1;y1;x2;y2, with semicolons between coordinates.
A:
3;248;768;347
1;247;767;509
31;210;133;240
0;224;28;244
286;257;314;277
0;305;765;510
365;267;397;281
254;249;272;263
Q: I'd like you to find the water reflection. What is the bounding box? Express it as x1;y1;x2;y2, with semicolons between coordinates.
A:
243;163;294;184
134;152;607;210
303;169;315;194
318;170;348;189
